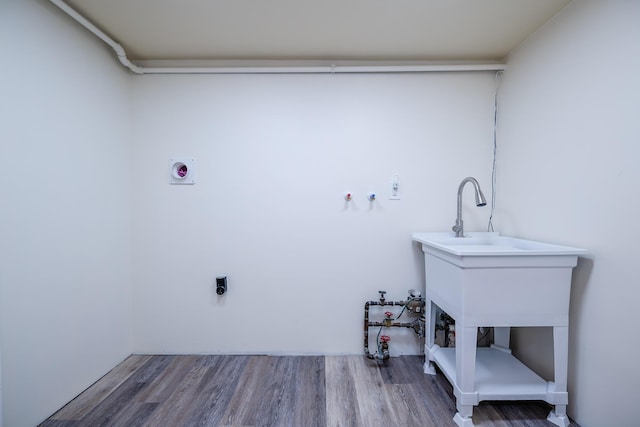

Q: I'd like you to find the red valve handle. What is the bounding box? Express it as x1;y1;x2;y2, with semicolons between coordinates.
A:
380;335;391;342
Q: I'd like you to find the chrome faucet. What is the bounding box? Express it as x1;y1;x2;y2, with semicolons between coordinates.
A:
452;177;487;237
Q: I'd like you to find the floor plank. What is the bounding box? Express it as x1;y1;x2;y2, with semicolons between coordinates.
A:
180;355;251;426
135;355;201;404
139;356;216;427
325;356;361;427
292;356;326;427
75;379;148;427
350;356;402;426
220;355;271;426
50;354;152;421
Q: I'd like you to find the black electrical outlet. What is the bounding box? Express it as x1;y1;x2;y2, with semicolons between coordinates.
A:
216;276;227;295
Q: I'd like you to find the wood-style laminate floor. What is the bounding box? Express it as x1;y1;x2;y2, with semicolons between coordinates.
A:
41;355;579;427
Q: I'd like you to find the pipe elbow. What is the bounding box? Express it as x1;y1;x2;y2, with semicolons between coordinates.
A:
117;55;144;74
112;43;126;58
109;42;143;74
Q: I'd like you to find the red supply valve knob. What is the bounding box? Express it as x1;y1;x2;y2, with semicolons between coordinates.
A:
380;335;391;343
384;311;393;318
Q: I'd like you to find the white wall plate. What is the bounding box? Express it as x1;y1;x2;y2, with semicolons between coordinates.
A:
169;157;196;184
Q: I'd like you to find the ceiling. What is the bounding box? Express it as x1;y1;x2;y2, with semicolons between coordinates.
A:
61;0;571;63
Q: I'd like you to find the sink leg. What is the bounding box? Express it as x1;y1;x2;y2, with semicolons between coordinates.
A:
547;326;569;427
424;300;438;375
453;412;475;427
454;398;475;426
547;406;569;427
553;325;569;396
424;359;436;375
454;326;478;426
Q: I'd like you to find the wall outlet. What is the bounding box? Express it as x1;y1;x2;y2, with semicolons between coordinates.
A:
389;175;401;200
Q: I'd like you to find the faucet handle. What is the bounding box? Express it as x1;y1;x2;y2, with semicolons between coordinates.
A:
452;219;463;237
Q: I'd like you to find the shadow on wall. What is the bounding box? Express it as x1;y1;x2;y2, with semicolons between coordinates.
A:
567;256;593;376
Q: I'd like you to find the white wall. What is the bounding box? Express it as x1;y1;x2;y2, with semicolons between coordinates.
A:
131;73;498;355
8;1;613;426
497;1;640;426
0;1;133;426
0;347;2;427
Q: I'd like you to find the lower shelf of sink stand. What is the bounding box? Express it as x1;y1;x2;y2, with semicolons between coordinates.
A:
432;347;553;401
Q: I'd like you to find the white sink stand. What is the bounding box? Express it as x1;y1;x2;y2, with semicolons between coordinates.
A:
414;235;585;427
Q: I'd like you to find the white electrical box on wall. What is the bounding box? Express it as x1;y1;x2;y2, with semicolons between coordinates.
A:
169;158;196;184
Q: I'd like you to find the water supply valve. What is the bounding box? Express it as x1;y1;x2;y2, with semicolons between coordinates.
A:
378;290;386;304
379;335;391;360
384;311;393;326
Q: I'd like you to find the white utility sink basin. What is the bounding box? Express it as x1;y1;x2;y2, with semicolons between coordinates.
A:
412;231;587;257
412;232;587;269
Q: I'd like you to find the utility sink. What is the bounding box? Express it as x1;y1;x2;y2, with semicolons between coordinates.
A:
412;231;588;427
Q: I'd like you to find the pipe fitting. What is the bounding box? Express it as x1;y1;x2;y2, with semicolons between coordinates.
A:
406;297;426;315
379;335;390;360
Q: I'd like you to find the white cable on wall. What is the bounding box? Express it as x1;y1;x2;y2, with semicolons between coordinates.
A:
487;70;503;232
49;0;506;75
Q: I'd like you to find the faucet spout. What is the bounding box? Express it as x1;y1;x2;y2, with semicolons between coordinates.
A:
452;177;487;238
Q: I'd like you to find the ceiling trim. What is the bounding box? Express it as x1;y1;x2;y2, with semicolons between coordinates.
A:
51;0;506;75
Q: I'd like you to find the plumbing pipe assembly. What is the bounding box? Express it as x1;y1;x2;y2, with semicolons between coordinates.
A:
364;290;426;361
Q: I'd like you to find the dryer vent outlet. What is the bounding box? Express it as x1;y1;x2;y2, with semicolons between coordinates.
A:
169;158;196;184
